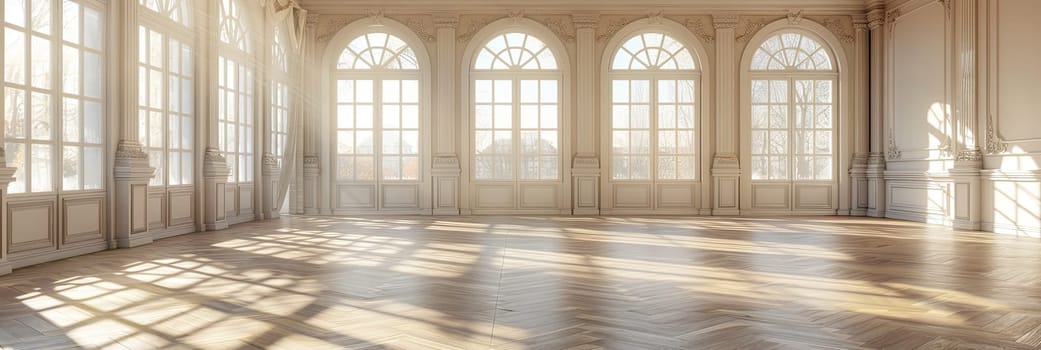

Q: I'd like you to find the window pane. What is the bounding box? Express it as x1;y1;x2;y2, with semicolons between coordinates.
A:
5;88;26;139
6;143;26;193
31;92;51;140
62;146;79;190
31;144;52;192
5;29;26;84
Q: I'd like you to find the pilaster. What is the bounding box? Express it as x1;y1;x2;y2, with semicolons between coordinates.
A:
203;149;230;230
0;149;17;275
302;155;320;214
114;0;156;247
849;15;870;216
301;14;323;215
712;14;740;215
866;8;887;218
202;0;229;230
950;0;981;230
432;14;462;215
572;13;601;215
262;154;281;219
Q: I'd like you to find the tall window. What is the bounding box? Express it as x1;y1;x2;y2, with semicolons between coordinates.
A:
270;26;288;167
139;0;193;187
472;32;559;181
749;32;835;181
217;0;253;184
609;33;698;181
4;0;105;194
335;32;420;182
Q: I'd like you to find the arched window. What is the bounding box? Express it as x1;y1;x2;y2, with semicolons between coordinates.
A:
609;33;699;182
748;32;836;183
4;0;106;193
334;32;421;183
472;32;560;181
217;0;253;185
139;0;194;187
270;26;289;168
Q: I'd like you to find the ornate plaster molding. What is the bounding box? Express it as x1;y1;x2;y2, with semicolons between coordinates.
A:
956;149;982;162
432;14;460;29
115;142;148;160
647;11;665;25
204;148;227;163
262;153;279;167
986;114;1009;154
689;18;717;43
887;132;902;160
572;14;599;30
596;16;641;42
401;16;436;42
530;15;576;43
457;15;501;43
820;17;854;44
867;9;885;30
736;17;772;43
786;9;804;25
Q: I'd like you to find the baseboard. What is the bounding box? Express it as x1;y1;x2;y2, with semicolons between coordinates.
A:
0;261;11;276
572;208;600;215
982;222;1041;238
153;225;198;240
11;241;108;269
432;208;460;216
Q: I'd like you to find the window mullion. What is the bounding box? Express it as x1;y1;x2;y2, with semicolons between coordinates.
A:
513;77;520;182
650;78;659;182
374;79;383;184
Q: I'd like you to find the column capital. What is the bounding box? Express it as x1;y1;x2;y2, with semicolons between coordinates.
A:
712;14;739;29
433;14;459;29
852;15;869;31
572;14;600;29
867;9;886;30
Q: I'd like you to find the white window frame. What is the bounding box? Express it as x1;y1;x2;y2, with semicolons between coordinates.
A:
607;32;701;182
470;32;563;183
217;0;253;185
138;0;194;187
3;0;106;195
332;32;422;183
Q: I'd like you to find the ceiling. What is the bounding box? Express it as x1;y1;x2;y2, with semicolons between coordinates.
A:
296;0;875;14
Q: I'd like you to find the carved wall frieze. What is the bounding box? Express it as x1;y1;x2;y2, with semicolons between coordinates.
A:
115;143;148;160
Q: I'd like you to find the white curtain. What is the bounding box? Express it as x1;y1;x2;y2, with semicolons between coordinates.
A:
268;0;308;211
266;0;307;52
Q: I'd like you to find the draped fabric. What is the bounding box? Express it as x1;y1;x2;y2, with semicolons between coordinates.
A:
266;0;307;211
266;0;308;52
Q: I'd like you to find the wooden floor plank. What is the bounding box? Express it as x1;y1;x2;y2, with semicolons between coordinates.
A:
0;216;1040;349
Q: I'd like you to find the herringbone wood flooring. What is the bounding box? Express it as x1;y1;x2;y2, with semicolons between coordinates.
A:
1;216;1041;349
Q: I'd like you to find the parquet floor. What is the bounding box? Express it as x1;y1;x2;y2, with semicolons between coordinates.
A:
1;216;1041;349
